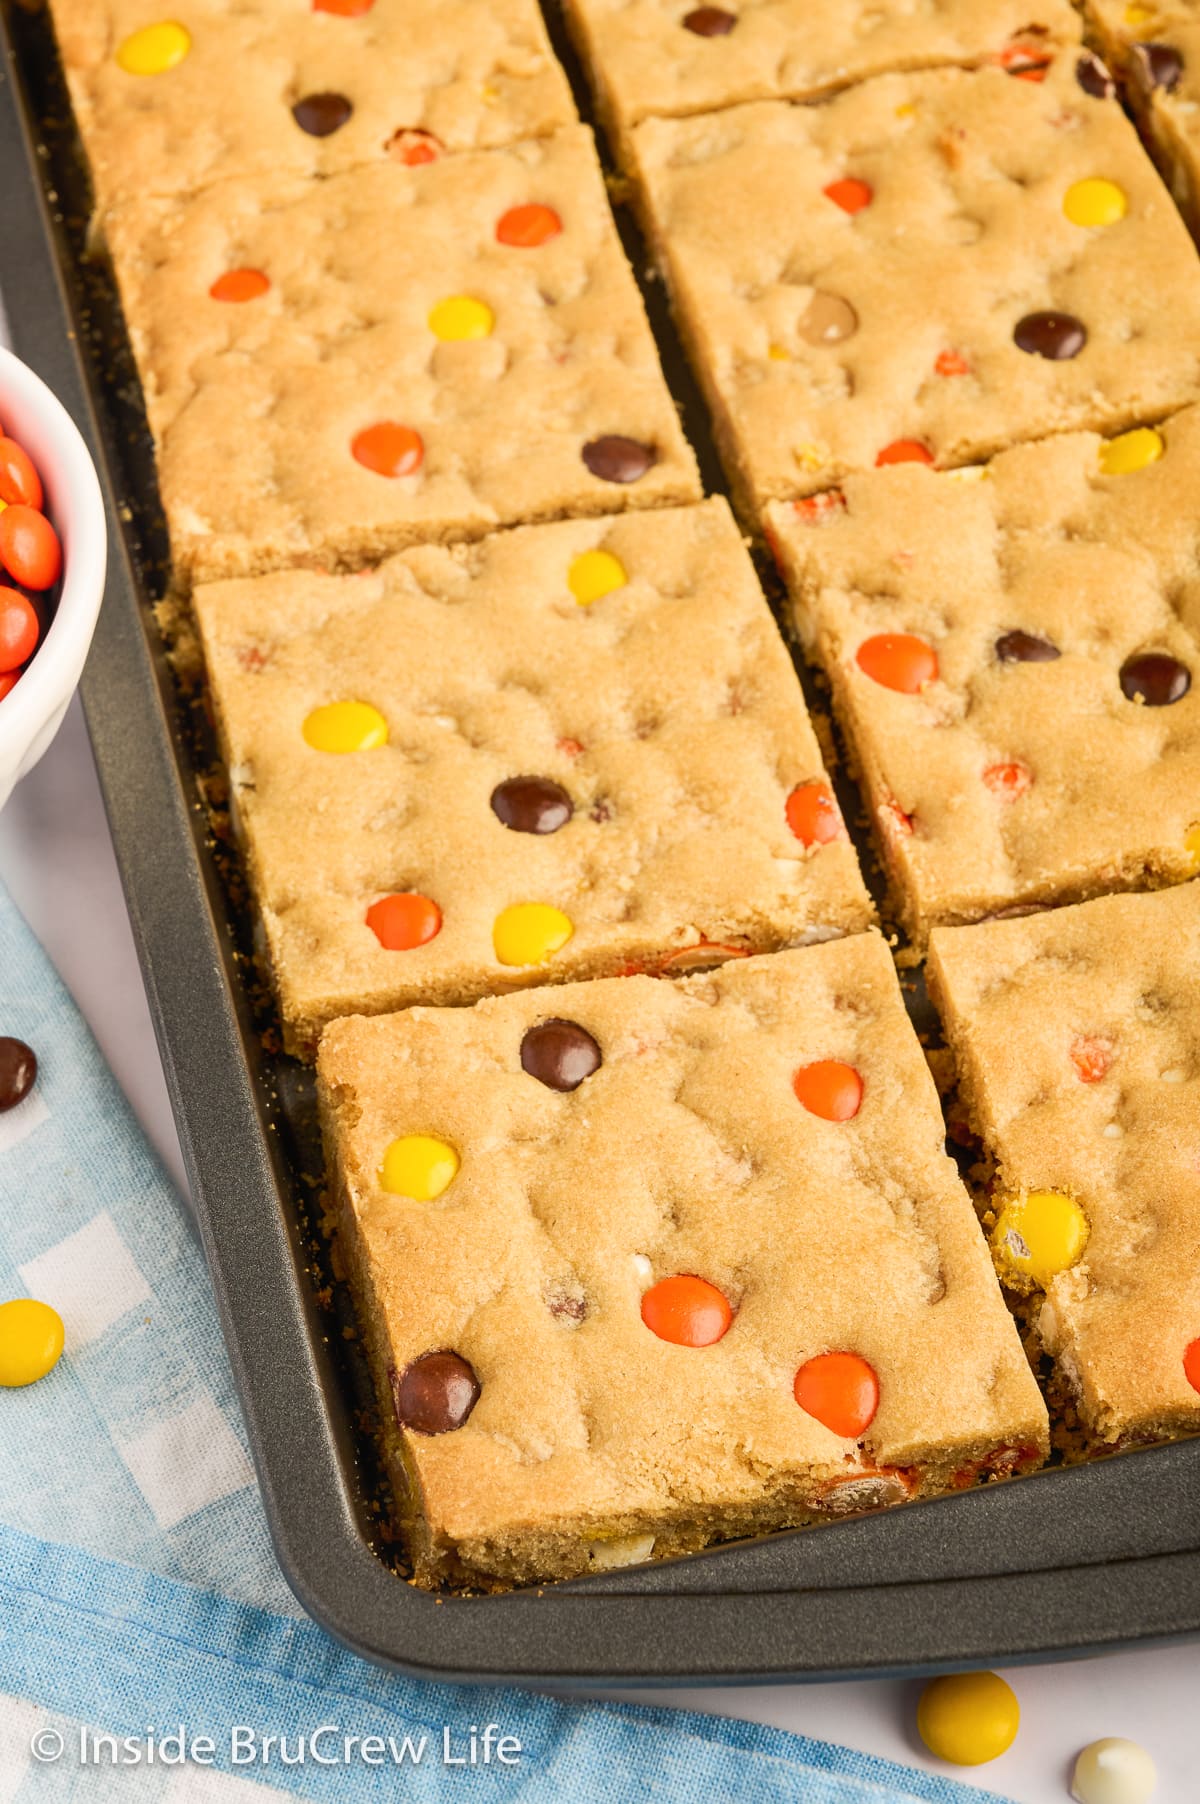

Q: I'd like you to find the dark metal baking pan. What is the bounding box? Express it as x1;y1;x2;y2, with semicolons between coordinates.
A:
2;0;1197;1682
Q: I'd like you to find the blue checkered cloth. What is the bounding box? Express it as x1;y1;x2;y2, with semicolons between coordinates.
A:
0;879;1013;1801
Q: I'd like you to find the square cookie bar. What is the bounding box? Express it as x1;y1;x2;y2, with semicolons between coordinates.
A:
318;937;1049;1588
1082;2;1200;235
631;55;1200;509
565;0;1080;158
103;127;699;587
766;406;1200;944
193;499;875;1057
928;885;1200;1447
49;0;575;215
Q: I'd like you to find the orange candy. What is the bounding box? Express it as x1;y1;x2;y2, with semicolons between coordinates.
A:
496;203;563;247
983;760;1032;800
0;669;21;702
366;892;442;950
313;0;374;12
1185;1338;1200;1394
856;633;938;693
824;177;872;215
1070;1035;1114;1083
209;268;270;303
935;350;971;377
793;490;846;525
0;506;62;591
386;128;441;166
794;1351;879;1436
352;422;424;478
0;438;44;509
641;1275;733;1347
876;439;934;467
786;780;843;847
793;1059;863;1121
0;589;39;673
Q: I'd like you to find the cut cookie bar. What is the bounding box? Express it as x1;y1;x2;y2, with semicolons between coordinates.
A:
766;406;1200;944
48;0;575;215
928;885;1200;1448
193;499;875;1057
102;127;699;587
631;55;1200;509
1082;1;1200;235
564;0;1080;159
318;937;1049;1589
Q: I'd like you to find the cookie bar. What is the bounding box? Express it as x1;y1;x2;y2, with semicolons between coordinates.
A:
318;936;1049;1588
564;0;1080;159
102;127;699;587
928;885;1200;1447
631;55;1200;510
1082;2;1200;235
49;0;575;216
193;499;875;1056
767;408;1200;944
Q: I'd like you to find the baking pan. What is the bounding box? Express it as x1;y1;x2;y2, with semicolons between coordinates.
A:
2;0;1198;1683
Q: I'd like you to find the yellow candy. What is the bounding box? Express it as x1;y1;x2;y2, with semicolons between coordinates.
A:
1099;427;1164;476
767;344;791;362
794;442;826;471
116;20;191;75
917;1672;1020;1767
1186;824;1200;868
992;1189;1089;1284
428;295;494;341
568;549;627;606
1124;2;1154;23
0;1299;65;1387
380;1134;460;1200
493;902;573;967
1063;178;1128;228
302;701;388;753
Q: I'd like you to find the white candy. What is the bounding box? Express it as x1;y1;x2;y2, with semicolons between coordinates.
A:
1071;1737;1157;1804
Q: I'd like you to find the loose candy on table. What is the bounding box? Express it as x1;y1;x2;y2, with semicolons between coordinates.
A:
0;1298;65;1387
916;1671;1019;1766
0;1037;37;1111
1071;1737;1157;1804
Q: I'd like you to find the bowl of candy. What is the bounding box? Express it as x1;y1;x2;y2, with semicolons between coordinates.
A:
0;344;106;809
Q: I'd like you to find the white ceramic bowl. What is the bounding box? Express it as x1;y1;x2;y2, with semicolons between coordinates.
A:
0;344;106;810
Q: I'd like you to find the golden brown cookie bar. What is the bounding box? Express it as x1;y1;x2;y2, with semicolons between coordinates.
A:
48;0;575;215
766;407;1200;946
102;127;699;587
318;937;1048;1589
1082;2;1200;235
193;499;875;1057
564;0;1080;159
928;886;1200;1448
630;55;1200;510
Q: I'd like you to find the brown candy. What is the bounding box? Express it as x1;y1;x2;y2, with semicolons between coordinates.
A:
1013;311;1087;360
520;1019;602;1091
995;630;1061;663
1119;652;1191;705
0;1037;36;1113
391;1351;479;1435
581;436;658;483
1134;42;1185;93
292;93;354;137
682;6;737;34
490;776;573;835
1075;50;1116;99
799;291;858;346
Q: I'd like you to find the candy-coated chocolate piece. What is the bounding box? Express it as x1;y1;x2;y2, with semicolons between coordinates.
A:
0;1037;37;1112
314;0;375;13
0;506;61;591
793;1059;863;1121
520;1019;602;1091
366;892;441;951
1071;1737;1157;1804
391;1351;479;1434
292;92;353;137
581;436;658;483
492;903;574;966
798;292;858;345
0;671;20;702
786;781;843;847
428;295;494;341
917;1672;1019;1766
992;1189;1089;1283
1076;50;1116;98
1185;1338;1200;1393
855;632;938;693
1099;427;1164;475
568;548;626;604
935;350;970;376
0;590;38;674
876;439;933;467
0;439;43;510
1071;1035;1114;1083
641;1275;733;1346
1013;311;1087;359
794;1350;878;1435
1064;178;1128;227
824;177;872;214
495;203;563;246
116;21;191;75
209;268;270;303
995;629;1060;662
0;1299;64;1387
380;1134;459;1199
386;128;441;166
490;775;573;834
1134;42;1184;94
1186;825;1200;868
351;422;424;478
1119;652;1190;705
302;701;388;753
683;6;737;36
983;760;1032;799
